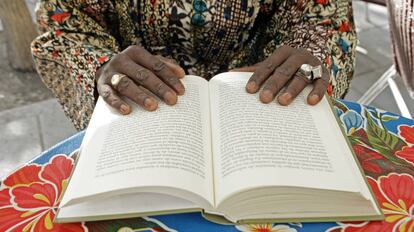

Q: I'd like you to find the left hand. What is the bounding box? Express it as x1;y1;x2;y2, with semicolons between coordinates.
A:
233;45;330;106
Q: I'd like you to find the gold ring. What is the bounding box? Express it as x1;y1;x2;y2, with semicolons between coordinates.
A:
111;74;127;88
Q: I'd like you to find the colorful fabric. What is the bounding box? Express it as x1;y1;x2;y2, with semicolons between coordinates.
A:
31;0;357;130
1;100;413;232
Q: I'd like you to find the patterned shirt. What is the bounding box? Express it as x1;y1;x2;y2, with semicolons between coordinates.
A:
32;0;357;130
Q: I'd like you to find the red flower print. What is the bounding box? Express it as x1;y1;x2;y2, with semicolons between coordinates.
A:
327;174;414;232
353;144;384;174
0;155;85;231
316;0;329;5
396;146;414;165
41;154;73;192
327;83;333;96
399;125;414;144
55;29;63;36
0;189;10;207
339;22;351;33
3;164;42;187
50;12;70;24
97;55;108;64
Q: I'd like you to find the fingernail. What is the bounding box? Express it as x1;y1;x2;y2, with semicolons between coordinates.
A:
144;98;157;110
279;93;292;105
260;90;273;103
282;92;292;100
309;94;319;104
164;91;177;105
120;104;130;114
175;84;185;95
246;81;257;92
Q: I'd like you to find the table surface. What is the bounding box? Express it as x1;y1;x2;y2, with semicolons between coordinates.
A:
1;99;413;232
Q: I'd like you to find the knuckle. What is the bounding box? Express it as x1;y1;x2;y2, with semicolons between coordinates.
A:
263;60;276;70
153;59;166;72
156;82;165;94
99;86;111;99
167;76;180;84
135;68;150;82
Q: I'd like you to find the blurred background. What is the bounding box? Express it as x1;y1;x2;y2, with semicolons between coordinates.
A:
0;1;413;177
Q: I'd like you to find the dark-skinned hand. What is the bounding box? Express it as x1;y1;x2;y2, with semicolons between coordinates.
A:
95;45;185;114
233;45;330;106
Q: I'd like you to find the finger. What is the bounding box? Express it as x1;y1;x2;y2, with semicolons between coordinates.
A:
230;63;261;72
246;46;292;93
307;68;330;105
157;56;186;78
98;84;131;114
278;74;310;106
125;46;185;94
151;58;185;95
112;75;158;111
118;61;178;105
260;56;304;103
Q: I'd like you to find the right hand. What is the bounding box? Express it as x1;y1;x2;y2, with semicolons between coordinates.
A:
96;45;186;114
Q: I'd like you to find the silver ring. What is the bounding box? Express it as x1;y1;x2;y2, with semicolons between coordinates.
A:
312;65;323;80
111;74;127;88
297;64;323;82
298;64;313;82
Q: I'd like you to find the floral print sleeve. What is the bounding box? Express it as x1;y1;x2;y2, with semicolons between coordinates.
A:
31;0;121;130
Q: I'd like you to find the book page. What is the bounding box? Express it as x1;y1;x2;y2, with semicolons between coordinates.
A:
209;72;365;205
61;75;214;208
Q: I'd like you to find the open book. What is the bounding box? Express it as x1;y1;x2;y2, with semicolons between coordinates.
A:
56;72;383;224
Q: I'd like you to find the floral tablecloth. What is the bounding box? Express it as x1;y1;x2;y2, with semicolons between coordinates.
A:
1;99;413;232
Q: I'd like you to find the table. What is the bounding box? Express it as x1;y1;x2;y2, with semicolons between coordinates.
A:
1;99;413;232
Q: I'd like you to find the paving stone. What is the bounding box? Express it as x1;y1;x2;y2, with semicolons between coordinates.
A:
354;51;384;77
357;26;393;68
0;99;77;147
0;116;42;178
37;101;77;149
0;99;57;124
349;65;392;95
0;31;54;111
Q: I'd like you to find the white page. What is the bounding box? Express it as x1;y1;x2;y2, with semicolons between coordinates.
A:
60;75;214;209
58;193;198;222
209;72;364;205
